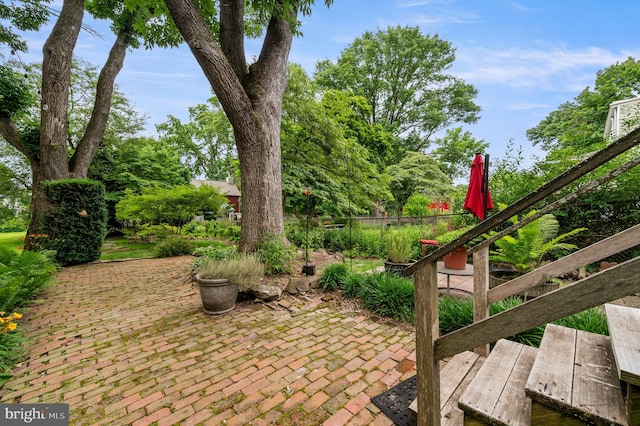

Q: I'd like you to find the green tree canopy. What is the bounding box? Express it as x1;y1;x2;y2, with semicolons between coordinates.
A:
116;184;226;229
315;25;480;148
385;151;451;217
156;96;236;181
431;127;489;181
280;64;389;216
525;57;640;238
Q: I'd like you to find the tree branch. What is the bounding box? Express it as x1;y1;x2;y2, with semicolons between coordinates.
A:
220;0;247;80
70;29;129;177
0;115;33;161
251;10;295;99
164;0;252;127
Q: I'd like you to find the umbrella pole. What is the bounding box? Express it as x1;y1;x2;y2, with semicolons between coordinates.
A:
483;154;490;220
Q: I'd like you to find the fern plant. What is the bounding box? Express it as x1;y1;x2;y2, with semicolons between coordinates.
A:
488;212;586;275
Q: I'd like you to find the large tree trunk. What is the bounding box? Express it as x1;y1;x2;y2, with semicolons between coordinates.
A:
164;0;292;252
24;1;129;249
24;162;48;250
40;0;84;181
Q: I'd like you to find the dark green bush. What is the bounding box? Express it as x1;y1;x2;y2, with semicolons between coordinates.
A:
257;234;295;275
286;221;325;250
41;179;108;266
319;263;349;291
155;236;195;257
323;228;350;252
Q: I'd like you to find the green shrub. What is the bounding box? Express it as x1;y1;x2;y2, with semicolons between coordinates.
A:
0;247;56;313
319;263;349;291
324;228;350;252
191;244;236;270
40;179;108;266
192;244;236;259
358;272;415;322
384;230;414;263
182;220;210;237
155;236;194;258
0;217;27;233
137;224;178;239
286;221;325;250
342;273;366;298
212;221;241;242
257;234;295;275
352;229;386;258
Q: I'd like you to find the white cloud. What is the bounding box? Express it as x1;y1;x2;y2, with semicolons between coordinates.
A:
454;45;640;92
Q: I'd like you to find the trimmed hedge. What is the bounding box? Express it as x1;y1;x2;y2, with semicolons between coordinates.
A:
41;179;108;266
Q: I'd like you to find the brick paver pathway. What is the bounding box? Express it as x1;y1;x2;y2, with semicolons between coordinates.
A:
0;256;417;425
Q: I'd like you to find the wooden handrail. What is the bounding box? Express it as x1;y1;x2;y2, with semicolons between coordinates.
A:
404;126;640;277
413;129;640;425
471;154;640;253
487;223;640;303
435;256;640;360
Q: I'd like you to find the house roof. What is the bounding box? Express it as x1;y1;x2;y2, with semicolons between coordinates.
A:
191;179;241;197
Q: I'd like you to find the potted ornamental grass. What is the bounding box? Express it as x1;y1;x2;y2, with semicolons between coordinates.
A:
384;230;416;275
194;254;264;315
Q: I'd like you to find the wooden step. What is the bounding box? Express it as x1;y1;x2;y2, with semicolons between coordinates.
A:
605;303;640;425
525;324;627;425
458;339;537;425
409;350;485;425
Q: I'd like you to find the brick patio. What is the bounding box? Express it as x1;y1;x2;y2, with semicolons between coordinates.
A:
0;256;423;425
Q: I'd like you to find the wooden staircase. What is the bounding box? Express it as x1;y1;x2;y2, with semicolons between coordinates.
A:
455;303;639;425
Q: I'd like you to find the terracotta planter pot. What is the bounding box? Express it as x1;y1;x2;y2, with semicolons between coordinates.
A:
443;247;468;270
195;274;238;315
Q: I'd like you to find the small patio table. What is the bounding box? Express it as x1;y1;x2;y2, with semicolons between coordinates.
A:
437;261;474;294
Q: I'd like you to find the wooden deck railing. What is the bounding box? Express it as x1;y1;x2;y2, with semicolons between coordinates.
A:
408;127;640;425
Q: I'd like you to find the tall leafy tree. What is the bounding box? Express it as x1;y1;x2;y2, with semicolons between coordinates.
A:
158;0;333;252
526;58;640;237
0;0;150;249
156;96;237;181
281;64;389;216
431;127;489;181
315;25;480;149
386;151;451;218
528;57;640;156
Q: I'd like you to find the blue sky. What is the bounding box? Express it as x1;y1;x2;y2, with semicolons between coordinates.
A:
11;0;640;166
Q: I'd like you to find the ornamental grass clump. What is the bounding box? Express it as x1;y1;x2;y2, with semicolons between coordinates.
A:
384;230;414;263
197;255;264;292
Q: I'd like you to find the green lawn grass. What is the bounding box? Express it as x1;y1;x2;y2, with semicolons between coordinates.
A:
0;232;26;252
345;257;384;273
99;236;226;261
99;237;157;261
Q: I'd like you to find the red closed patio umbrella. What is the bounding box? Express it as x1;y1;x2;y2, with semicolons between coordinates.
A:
463;153;493;220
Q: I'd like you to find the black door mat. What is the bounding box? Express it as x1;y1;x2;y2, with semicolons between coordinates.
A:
371;375;417;426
